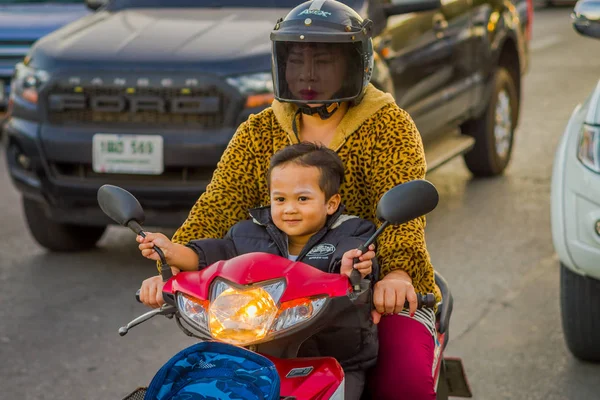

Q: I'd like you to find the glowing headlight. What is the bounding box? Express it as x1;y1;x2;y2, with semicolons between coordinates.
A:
177;293;210;334
578;124;600;173
208;279;286;346
209;287;277;345
11;62;49;105
271;297;327;334
178;278;329;345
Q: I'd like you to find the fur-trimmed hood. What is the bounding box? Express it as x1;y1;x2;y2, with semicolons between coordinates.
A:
271;83;396;150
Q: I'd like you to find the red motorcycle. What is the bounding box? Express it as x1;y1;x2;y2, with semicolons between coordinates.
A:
97;180;472;399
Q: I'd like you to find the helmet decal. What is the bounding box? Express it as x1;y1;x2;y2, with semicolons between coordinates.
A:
298;9;332;17
299;0;331;17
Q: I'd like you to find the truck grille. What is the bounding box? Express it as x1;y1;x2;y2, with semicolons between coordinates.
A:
50;162;214;185
45;85;231;129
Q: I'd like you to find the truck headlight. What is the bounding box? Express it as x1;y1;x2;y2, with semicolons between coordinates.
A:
577;124;600;173
11;63;49;105
226;72;274;108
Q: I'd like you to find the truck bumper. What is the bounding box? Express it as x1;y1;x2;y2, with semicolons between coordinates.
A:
4;115;239;228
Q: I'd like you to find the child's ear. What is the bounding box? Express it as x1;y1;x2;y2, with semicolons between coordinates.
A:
326;194;341;215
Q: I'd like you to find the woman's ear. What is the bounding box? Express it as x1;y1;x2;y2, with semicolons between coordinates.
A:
326;193;341;215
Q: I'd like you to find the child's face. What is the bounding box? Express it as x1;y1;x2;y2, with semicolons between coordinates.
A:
270;163;340;244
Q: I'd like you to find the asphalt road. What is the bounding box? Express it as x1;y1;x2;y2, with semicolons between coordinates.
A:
1;5;599;400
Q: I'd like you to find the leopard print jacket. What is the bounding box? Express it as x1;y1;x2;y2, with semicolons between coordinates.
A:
170;84;438;302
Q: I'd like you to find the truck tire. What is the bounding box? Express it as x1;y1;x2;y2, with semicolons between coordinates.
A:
461;67;518;177
22;197;106;252
560;263;600;361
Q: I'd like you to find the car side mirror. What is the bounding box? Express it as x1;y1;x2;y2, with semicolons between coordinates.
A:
85;0;109;11
572;0;600;39
383;0;441;17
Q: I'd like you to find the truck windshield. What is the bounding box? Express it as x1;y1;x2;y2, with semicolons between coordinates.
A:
108;0;361;10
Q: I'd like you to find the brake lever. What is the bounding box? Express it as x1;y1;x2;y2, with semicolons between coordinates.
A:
118;304;176;337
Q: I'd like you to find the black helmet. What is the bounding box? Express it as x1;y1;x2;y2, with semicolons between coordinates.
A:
270;0;374;119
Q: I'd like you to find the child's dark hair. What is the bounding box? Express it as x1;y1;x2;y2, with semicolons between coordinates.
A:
267;142;345;199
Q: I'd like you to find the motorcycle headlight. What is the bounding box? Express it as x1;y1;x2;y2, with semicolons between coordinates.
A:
226;72;274;109
11;62;49;105
271;297;327;334
208;279;286;346
178;278;329;346
577;124;600;173
177;293;210;335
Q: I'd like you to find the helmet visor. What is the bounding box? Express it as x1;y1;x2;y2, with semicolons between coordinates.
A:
272;41;364;104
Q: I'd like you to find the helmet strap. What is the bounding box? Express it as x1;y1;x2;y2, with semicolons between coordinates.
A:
291;102;341;141
298;102;340;120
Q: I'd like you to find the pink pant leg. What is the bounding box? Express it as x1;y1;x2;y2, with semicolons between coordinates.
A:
369;314;436;400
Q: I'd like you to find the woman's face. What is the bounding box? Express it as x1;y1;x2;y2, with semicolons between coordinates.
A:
285;43;347;105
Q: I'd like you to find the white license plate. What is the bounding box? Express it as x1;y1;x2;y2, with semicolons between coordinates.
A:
92;134;163;175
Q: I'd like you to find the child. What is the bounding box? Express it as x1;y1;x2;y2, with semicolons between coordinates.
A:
137;142;378;398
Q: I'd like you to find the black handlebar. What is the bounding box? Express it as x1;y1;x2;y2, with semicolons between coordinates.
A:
407;292;436;309
349;244;436;310
133;227;172;283
136;289;141;303
350;243;369;290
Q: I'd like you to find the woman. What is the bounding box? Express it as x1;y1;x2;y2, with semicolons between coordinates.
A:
140;1;439;398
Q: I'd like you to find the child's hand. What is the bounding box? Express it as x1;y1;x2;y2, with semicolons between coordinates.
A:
136;232;174;262
340;244;376;278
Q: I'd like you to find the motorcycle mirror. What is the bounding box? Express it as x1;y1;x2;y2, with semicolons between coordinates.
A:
376;179;439;225
97;184;145;231
97;184;172;282
349;180;439;290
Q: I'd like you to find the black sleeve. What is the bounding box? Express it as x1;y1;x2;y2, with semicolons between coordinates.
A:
186;227;238;270
328;218;380;282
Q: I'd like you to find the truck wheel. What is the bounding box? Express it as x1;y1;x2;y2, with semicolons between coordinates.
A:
22;198;106;252
560;263;600;361
461;67;518;177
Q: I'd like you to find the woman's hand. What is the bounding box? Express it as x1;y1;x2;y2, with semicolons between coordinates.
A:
139;275;165;308
340;244;376;278
371;269;417;324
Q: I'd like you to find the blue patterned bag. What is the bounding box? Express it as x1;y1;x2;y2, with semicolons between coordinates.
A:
144;341;280;400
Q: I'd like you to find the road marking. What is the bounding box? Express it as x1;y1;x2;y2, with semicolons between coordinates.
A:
530;34;563;51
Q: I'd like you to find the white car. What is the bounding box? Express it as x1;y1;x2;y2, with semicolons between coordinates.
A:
551;0;600;362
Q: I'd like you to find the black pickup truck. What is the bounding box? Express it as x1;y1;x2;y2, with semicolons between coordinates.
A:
4;0;532;251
